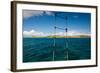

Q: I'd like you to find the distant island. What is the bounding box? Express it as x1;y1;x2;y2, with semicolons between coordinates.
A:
32;35;90;38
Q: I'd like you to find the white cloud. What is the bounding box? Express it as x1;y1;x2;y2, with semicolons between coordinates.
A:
45;11;54;16
23;10;44;18
23;29;45;37
73;15;79;18
23;10;54;18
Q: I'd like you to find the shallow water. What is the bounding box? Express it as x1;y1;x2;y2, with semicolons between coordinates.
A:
23;38;91;62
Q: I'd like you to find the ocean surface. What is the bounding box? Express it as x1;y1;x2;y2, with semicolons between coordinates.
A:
23;38;91;63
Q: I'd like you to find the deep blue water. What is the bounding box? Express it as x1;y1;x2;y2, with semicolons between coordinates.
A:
23;38;91;62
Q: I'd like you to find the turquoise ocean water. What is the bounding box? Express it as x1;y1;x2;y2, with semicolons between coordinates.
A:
23;38;91;62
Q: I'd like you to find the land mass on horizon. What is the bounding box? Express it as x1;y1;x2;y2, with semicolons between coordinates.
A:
31;35;90;38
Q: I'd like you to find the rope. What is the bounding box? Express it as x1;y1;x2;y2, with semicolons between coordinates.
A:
53;13;69;60
52;13;57;61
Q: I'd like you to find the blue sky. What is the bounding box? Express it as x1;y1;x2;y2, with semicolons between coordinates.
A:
23;10;91;37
